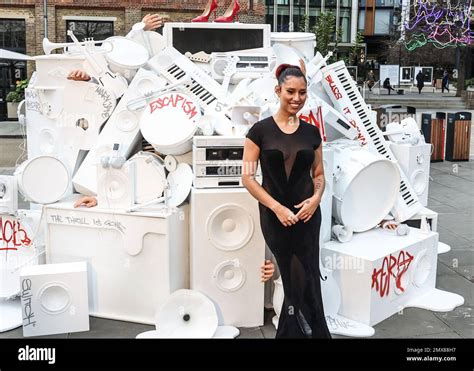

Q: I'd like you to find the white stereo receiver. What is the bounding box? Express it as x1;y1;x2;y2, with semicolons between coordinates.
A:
192;136;261;188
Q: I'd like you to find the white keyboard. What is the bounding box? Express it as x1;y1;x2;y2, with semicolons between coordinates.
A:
148;47;225;110
321;61;423;222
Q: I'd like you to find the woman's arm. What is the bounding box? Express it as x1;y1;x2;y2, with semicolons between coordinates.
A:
311;144;325;202
242;138;298;226
294;144;325;223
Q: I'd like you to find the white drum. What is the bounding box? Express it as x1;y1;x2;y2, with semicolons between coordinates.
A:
331;145;400;232
104;36;150;80
140;92;201;155
128;151;167;204
15;156;70;204
270;32;316;61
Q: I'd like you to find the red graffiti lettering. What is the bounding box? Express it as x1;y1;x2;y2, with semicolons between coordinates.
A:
149;93;199;120
299;106;327;142
341;106;367;146
371;250;414;297
0;217;32;251
325;75;343;100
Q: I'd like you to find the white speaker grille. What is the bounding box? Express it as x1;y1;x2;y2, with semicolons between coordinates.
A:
39;283;71;314
206;204;254;251
213;260;246;292
413;249;432;288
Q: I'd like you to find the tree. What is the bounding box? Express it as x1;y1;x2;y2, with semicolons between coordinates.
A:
311;12;336;60
349;31;365;67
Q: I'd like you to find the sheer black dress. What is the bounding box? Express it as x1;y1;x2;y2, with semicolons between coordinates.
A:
246;116;331;339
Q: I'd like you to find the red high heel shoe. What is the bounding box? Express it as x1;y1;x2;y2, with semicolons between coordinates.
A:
192;0;218;22
214;0;240;22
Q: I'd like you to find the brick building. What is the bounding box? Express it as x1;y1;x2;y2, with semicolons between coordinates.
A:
0;0;265;118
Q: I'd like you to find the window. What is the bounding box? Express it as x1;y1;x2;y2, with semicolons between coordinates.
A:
374;9;392;34
0;19;26;53
66;20;114;43
358;10;365;31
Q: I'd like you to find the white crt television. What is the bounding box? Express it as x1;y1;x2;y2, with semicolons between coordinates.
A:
163;22;271;54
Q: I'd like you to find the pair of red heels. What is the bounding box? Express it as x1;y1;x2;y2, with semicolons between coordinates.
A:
192;0;240;22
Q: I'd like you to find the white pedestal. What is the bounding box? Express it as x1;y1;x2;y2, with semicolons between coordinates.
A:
321;227;463;326
44;195;189;325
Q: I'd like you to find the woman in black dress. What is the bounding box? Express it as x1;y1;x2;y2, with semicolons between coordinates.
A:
242;64;331;338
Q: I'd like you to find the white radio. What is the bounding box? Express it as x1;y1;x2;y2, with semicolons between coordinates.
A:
192;136;261;188
210;51;276;83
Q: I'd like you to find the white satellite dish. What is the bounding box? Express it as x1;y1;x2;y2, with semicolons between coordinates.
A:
136;325;239;339
0;298;22;332
212;326;240;338
154;289;218;338
167;163;193;208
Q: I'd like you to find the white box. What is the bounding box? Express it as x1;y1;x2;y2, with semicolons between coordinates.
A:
322;227;439;326
44;196;189;325
20;261;89;337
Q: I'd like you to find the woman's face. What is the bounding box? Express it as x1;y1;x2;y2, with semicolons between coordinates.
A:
275;76;307;116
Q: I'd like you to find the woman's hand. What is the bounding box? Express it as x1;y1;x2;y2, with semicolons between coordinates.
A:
294;195;320;223
67;70;91;81
73;196;98;208
380;220;398;230
298;58;307;75
261;260;275;282
272;203;299;227
142;14;164;31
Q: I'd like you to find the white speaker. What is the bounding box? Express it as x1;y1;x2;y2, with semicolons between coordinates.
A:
97;160;135;210
25;88;81;174
73;69;165;195
389;142;431;207
0;176;18;215
19;261;89;337
190;188;265;327
45;199;189;325
321;227;464;326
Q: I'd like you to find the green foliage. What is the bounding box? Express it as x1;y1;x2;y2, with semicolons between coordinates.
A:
6;91;21;103
6;79;28;103
349;31;365;66
464;78;474;87
298;13;309;33
311;12;336;59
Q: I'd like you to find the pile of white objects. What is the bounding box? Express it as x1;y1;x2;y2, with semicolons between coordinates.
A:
0;21;464;338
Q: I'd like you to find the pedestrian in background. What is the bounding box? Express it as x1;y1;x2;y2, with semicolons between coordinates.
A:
366;70;375;92
383;77;395;95
416;71;424;94
442;70;450;93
